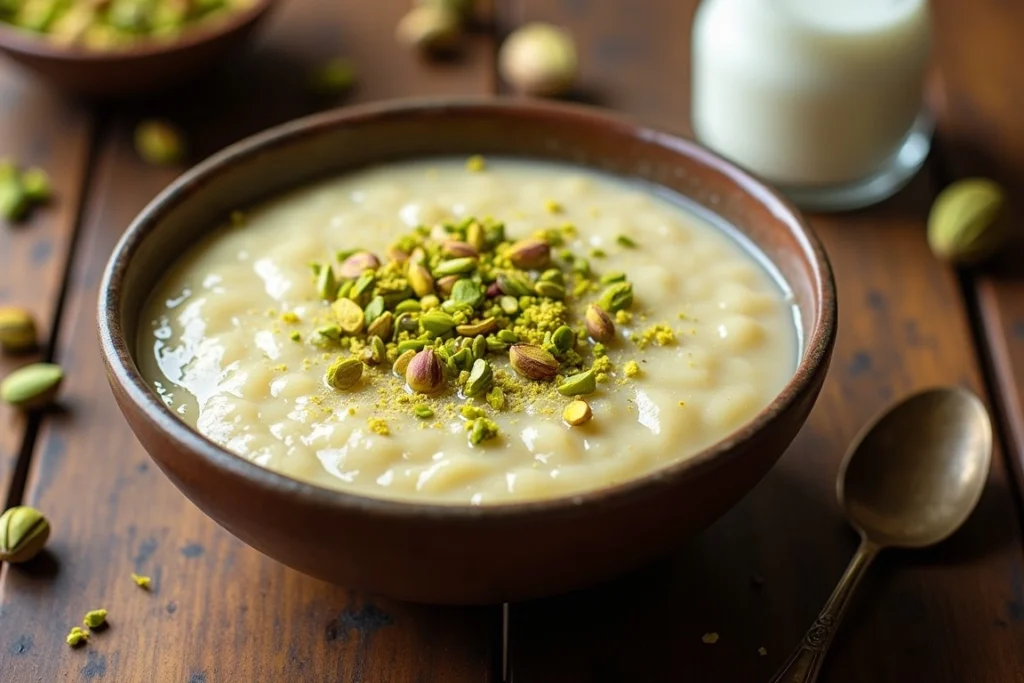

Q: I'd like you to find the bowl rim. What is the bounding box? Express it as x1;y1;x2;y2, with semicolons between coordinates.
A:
0;0;274;62
98;96;837;520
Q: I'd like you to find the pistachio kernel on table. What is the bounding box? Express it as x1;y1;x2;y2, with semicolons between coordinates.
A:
0;306;38;352
0;505;50;564
927;178;1011;266
498;22;578;97
0;159;52;222
83;609;108;629
134;119;186;166
396;3;462;54
0;362;63;409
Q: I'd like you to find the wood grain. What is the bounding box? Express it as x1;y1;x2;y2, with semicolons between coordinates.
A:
0;69;93;503
500;1;1024;681
930;0;1024;503
0;1;500;681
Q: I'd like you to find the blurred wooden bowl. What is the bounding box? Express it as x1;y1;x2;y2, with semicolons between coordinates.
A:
0;0;275;96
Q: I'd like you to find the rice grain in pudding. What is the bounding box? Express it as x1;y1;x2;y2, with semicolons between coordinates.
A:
138;158;799;505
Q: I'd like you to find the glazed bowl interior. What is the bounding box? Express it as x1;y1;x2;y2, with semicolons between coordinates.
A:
0;0;275;95
100;98;836;602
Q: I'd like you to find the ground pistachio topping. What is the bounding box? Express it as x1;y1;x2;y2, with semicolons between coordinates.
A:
268;206;691;448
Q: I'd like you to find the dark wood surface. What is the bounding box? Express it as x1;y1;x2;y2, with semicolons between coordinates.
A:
2;0;1024;681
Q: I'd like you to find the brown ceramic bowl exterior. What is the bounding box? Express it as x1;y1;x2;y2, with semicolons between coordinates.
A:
0;0;274;96
98;98;836;604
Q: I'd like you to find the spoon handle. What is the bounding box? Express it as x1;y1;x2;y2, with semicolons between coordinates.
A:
768;539;881;683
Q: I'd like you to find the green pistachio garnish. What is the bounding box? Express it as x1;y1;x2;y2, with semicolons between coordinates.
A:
509;343;559;381
397;339;428;353
339;251;380;279
563;399;592;426
367;310;393;339
451;279;484;307
598;281;634;312
472;334;488;360
496;271;534;296
0;362;63;409
134;119;185;166
469;417;500;445
420;309;457;336
616;235;638;248
21;167;51;203
316;324;341;340
551;325;575;354
351;271;377;299
317;264;338;300
408;262;435;297
83;609;108;629
326;357;363;390
393;349;417;376
332;298;365;335
413;404;435;419
395;299;422;314
0;306;37;352
435;274;461;296
534;280;566;300
486;386;505;410
456;317;497;337
433;257;478;277
585;303;615;342
466;221;486;251
464;359;494;397
499;296;519;315
0;505;50;563
363;335;387;365
66;627;89;647
442;240;479;258
364;296;386;324
599;271;626;284
506;238;550;269
557;369;596;396
406;348;446;394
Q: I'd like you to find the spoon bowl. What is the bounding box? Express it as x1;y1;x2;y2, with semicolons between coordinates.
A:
838;387;993;548
771;386;993;683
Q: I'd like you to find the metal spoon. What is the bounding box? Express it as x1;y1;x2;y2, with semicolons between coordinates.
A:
769;387;992;683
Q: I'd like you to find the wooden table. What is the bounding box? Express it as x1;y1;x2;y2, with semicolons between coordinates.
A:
2;1;1024;681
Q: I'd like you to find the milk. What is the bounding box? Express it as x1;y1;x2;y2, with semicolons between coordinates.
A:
692;0;931;207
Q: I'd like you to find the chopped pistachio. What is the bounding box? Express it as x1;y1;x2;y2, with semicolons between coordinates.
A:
456;317;497;337
451;279;484;307
433;257;478;276
395;299;423;314
66;626;89;647
534;280;565;300
497;329;518;344
464;359;494;397
466;155;486;172
289;331;302;342
499;295;519;315
366;310;393;339
485;386;505;410
364;295;386;324
551;325;575;354
563;399;592;426
134;119;185;166
624;360;641;377
413;404;434;419
331;298;365;335
20;167;51;202
557;369;596;396
326;357;363;390
616;234;638;248
317;265;338;300
589;248;607;258
368;418;390;435
397;338;428;354
420;309;457;335
599;271;627;284
83;609;108;629
598;282;634;312
544;199;563;214
131;572;152;589
469;417;500;445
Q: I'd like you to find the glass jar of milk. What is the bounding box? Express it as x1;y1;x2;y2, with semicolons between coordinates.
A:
692;0;932;211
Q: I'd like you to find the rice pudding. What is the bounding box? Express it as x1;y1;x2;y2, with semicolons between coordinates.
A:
138;157;799;504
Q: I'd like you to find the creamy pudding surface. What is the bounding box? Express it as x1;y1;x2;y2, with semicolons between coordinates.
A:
138;158;799;505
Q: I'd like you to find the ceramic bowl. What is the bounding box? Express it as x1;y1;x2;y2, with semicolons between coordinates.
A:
98;98;836;604
0;0;275;95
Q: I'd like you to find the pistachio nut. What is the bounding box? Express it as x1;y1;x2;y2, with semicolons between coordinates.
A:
66;627;89;647
551;325;576;353
0;306;38;352
406;348;447;394
597;281;633;312
21;167;51;203
472;334;488;360
927;178;1011;265
585;303;615;342
499;22;578;97
363;295;386;324
387;244;410;264
325;357;363;390
413;404;435;419
0;362;63;409
393;349;417;376
339;251;380;279
497;329;519;344
506;237;550;269
360;335;384;366
557;369;596;396
466;221;486;251
534;280;566;300
499;295;519;315
83;609;108;629
434;257;478;277
464;358;494;397
397;338;429;354
350;271;377;299
331;298;365;335
134;119;186;166
420;309;457;336
0;505;50;564
563;399;593;426
451;279;485;307
442;240;479;258
509;343;558;381
451;348;474;372
396;4;462;54
456;317;497;337
408;262;435;297
496;271;534;297
486;386;506;410
395;299;423;314
469;416;500;445
436;274;461;296
367;310;394;339
317;264;338;300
